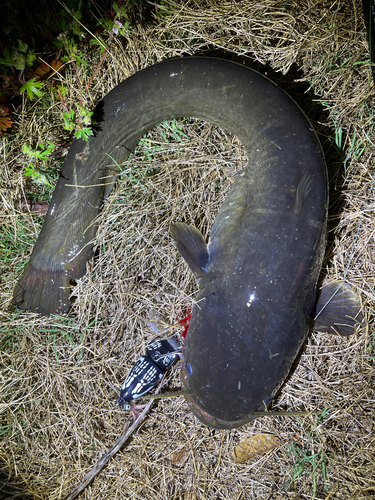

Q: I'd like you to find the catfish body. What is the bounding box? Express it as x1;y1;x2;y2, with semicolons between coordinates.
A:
14;57;330;428
171;127;327;428
14;57;326;317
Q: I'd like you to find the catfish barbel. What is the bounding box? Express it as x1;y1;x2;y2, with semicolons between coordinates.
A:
13;57;362;428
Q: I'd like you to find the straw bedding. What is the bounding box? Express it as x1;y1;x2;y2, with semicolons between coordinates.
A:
1;1;374;498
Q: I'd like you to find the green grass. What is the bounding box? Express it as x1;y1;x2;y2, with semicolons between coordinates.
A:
286;409;332;497
287;442;329;497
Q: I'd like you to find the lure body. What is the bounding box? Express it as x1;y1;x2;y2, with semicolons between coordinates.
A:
117;336;181;409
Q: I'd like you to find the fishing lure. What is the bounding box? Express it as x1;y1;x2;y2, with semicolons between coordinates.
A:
116;335;182;411
116;311;191;418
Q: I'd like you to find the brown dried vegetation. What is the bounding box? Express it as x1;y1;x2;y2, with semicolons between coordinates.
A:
1;1;374;499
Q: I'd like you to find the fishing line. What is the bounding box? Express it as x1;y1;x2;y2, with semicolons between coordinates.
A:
141;392;322;416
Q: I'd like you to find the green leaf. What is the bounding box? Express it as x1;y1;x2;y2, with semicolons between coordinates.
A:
89;36;107;54
62;110;75;131
75;52;88;66
77;104;93;125
26;50;36;67
17;40;28;53
74;128;94;141
20;78;44;100
23;141;55;160
0;48;13;66
3;25;15;36
22;143;33;156
24;166;52;187
13;53;27;71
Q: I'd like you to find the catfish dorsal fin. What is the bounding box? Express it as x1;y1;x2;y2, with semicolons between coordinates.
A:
170;223;209;278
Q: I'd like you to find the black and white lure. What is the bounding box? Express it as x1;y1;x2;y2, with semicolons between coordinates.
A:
116;310;190;419
116;335;182;413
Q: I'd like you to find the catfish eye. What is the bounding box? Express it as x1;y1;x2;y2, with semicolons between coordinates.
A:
181;362;193;392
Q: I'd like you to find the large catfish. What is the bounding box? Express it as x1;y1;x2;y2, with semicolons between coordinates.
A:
13;58;362;428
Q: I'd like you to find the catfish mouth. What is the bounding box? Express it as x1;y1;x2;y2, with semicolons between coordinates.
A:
181;362;258;429
184;392;258;429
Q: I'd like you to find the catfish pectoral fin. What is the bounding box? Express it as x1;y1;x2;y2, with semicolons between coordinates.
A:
313;279;364;336
170;223;209;277
13;261;71;315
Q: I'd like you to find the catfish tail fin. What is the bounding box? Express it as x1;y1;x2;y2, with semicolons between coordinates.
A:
13;260;71;315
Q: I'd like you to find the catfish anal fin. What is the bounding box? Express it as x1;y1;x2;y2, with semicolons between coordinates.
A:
170;223;209;278
313;279;364;337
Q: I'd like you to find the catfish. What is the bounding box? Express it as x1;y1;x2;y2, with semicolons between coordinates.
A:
13;57;363;428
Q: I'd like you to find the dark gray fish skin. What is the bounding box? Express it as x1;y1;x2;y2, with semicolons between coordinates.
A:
362;0;375;87
13;57;329;428
174;110;328;428
14;57;327;316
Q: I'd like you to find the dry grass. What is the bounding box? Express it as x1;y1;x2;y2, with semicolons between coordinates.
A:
1;1;374;499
